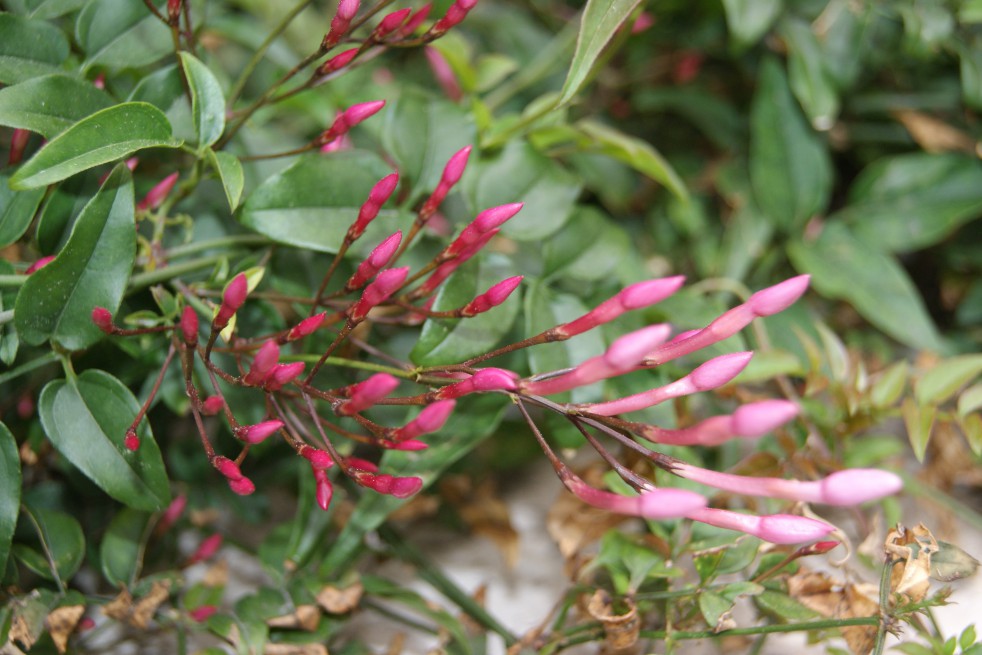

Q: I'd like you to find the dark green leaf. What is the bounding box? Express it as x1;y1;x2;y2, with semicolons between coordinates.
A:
720;0;782;48
465;140;580;241
179;53;225;148
410;254;521;366
39;369;171;511
754;589;822;621
15;165;135;350
781;17;839;130
523;281;603;385
542;206;630;282
239;150;396;253
931;540;980;582
100;508;151;587
837;153;982;253
25;0;88;19
0;173;45;248
0;14;69;84
558;0;643;105
870;361;908;408
0;74;113;139
20;503;85;582
750;58;832;231
788;223;944;351
128;64;195;142
916;354;982;405
10;102;180;189
960;44;982;109
0;423;20;575
208;150;244;212
76;0;172;71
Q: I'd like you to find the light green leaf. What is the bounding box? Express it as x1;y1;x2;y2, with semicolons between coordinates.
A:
958;383;982;417
208;150;244;212
870;361;908;408
39;369;171;511
781;17;839;130
916;354;982;405
754;589;822;621
10;102;180;189
100;508;151;587
721;0;782;48
558;0;644;106
750;58;832;231
20;504;85;582
699;591;734;630
179;53;226;148
0;173;46;248
541;206;630;282
15;165;135;350
901;397;936;462
27;0;88;19
0;74;113;139
0;14;69;84
0;423;20;575
76;0;172;71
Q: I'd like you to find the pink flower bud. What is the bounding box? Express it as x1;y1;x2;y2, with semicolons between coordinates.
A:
137;172;179;211
631;11;654;34
557;276;685;338
201;395;225;415
348;172;399;240
818;469;904;506
445;203;523;258
287;313;327;341
8;128;30;166
263;362;306;391
603;324;673;370
317;48;358;76
434;368;518;399
731;400;799;437
26;255;55;274
388;439;428;450
430;0;478;34
391;400;456;441
243;340;280;386
425;47;462;102
398;3;431;36
346;231;403;290
314;469;333;510
564;475;706;518
687;508;834;545
348;266;410;321
339;373;400;415
420;145;472;217
389;476;423;498
800;540;840;556
323;0;360;47
748;275;810;316
189;606;217;622
346;457;378;473
180;306;199;345
461;276;523;316
92;307;114;334
373;7;412;39
124;430;140;451
301;446;334;470
189;533;223;564
688;351;753;390
228;476;256;495
214;273;249;329
337;0;359;20
159;494;187;533
318;100;385;145
235;420;284;444
418;230;496;296
213;455;243;480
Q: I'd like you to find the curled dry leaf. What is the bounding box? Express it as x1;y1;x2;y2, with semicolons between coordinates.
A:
45;605;85;654
202;558;229;587
266;604;321;631
101;589;133;622
885;523;938;603
586;589;639;651
442;476;519;568
102;581;172;628
317;581;364;614
263;645;328;655
786;569;878;655
892;110;977;154
546;464;626;565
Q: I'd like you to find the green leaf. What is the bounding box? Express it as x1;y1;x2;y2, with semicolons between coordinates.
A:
836;153;982;253
917;354;982;405
721;0;782;48
411;254;521;366
15;165;135;350
542;206;630;282
128;64;195;142
239;150;396;253
870;361;908;408
558;0;643;106
0;74;114;139
0;173;46;248
788;223;944;351
958;383;982;417
179;53;226;148
39;369;170;511
901;397;936;462
750;58;832;232
465;139;580;241
10;102;180;190
76;0;172;71
959;43;982;109
0;423;20;575
25;0;89;19
698;590;733;630
523;282;603;381
931;540;980;582
754;589;822;622
100;508;151;587
0;14;69;84
20;503;85;582
207;150;244;212
575;120;688;200
781;17;839;130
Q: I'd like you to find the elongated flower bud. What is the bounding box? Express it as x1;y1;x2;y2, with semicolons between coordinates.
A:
314;468;333;510
391;400;456;441
158;494;187;534
339;373;400;415
235;420;284;444
300;445;334;470
398;3;431;37
180;306;199;346
687;508;834;544
189;606;217;622
346;231;403;291
348;173;399;241
189;534;223;564
26;255;55;274
429;0;478;36
263;362;306;391
201;395;225;415
137;172;179;211
556;276;685;338
317;100;385;146
420;145;471;218
213;455;243;481
228;476;256;495
243;340;279;386
425;47;462;101
417;229;496;296
8;128;29;166
444;203;523;258
564;475;707;519
461;276;523;317
372;7;412;40
636;400;799;446
92;307;115;334
348;266;409;321
433;368;519;399
351;470;423;498
286;312;327;341
323;0;360;48
214;273;249;329
317;48;358;76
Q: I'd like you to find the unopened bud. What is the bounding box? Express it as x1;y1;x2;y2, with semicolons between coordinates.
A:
748;275;810;316
92;307;115;334
348;266;410;321
318;100;385;145
137;172;179;211
26;255;55;274
398;3;431;36
263;362;306;391
731;400;799;437
214;273;249;329
339;373;399;415
314;469;333;510
201;395;225;415
461;276;523;316
180;306;199;345
301;446;334;470
287;313;327;341
189;606;217;622
689;351;753;390
391;399;456;441
188;533;222;564
346;231;403;291
445;203;522;257
373;7;412;39
317;48;358;76
213;455;243;480
228;476;255;495
420;145;471;217
243;340;280;386
235;420;284;444
124;430;140;451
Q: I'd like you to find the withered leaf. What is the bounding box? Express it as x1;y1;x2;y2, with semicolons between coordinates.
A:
130;580;172;628
316;582;363;614
893;110;977;154
886;523;937;603
586;589;639;651
264;644;329;655
101;589;133;622
786;569;878;655
45;605;85;654
266;605;321;631
931;541;980;582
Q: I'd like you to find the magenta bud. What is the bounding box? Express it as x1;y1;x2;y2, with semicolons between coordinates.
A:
748;275;810;316
318;48;358;76
348;266;410;321
244;340;280;386
337;0;359;20
214;273;249;327
287;313;327;341
619;276;686;310
159;494;187;533
263;362;306;391
442;145;472;186
393;399;456;441
340;99;386;129
137;172;179;211
689;352;753;390
390;439;429;450
368;172;400;207
92;307;114;334
425;47;462;101
189;534;223;563
389;476;423;498
374;7;412;38
302;446;334;470
462;276;523;316
350;172;399;239
731;400;799;437
228;476;255;495
189;606;217;623
346;231;403;290
315;471;333;510
8;128;29;166
431;0;478;33
26;255;55;274
124;431;140;451
201;395;224;415
475;202;522;232
346;457;379;473
213;455;243;481
180;306;199;345
819;469;903;506
399;3;431;36
472;367;519;391
236;420;284;444
339;373;400;415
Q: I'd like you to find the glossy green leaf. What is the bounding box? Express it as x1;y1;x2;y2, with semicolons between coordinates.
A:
542;206;630;282
0;173;46;248
0;74;113;139
916;354;982;405
39;369;170;511
239;150;396;253
0;14;69;84
128;64;195;142
959;413;982;456
575;119;687;200
558;0;644;106
179;53;225;148
781;17;839;130
24;0;88;19
410;254;522;366
901;397;936;462
208;150;244;212
750;58;832;231
15;165;135;350
721;0;782;48
959;44;982;109
100;508;151;587
10;102;179;189
465;140;580;241
788;223;943;351
836;153;982;253
0;423;20;575
76;0;172;70
20;504;85;582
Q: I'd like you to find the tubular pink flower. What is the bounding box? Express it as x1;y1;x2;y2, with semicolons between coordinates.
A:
201;395;225;415
636;400;799;447
323;0;360;47
26;255;55;274
445;203;523;258
372;7;412;39
235;420;284;444
433;368;519;399
137;172;179;211
644;276;810;366
189;534;223;564
314;469;333;510
391;400;456;441
425;46;462;101
417;230;497;296
228;476;255;495
317;48;358;76
346;231;403;291
287;312;327;341
339;373;400;415
565;475;707;519
348;266;410;321
398;3;431;37
674;464;903;506
688;508;834;544
212;455;243;481
430;0;478;35
583;352;753;416
318;100;385;145
92;307;115;334
420;145;472;218
243;340;280;386
214;273;249;329
180;306;199;345
731;400;800;436
349;172;399;240
461;276;523;317
263;362;306;391
556;276;685;338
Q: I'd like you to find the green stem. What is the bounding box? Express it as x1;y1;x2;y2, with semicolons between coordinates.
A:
0;352;60;385
0;309;12;326
287;354;410;378
873;557;894;655
639;616;880;640
127;255;231;292
0;275;27;287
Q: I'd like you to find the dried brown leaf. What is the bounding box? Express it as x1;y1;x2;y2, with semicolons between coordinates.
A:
101;589;133;622
886;523;937;603
787;569;878;655
45;605;84;654
893;110;977;154
546;464;625;564
266;605;321;631
202;558;229;587
586;590;639;651
130;580;172;629
317;582;363;614
264;644;329;655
